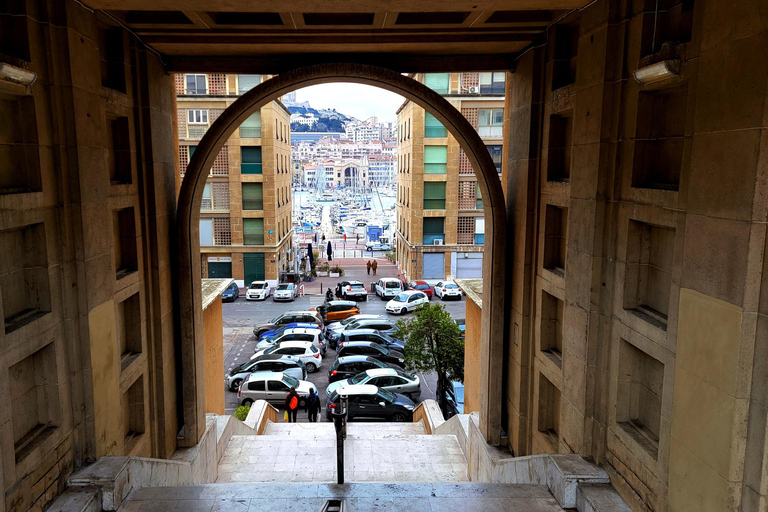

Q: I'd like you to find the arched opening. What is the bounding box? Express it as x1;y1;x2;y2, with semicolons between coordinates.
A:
177;63;507;447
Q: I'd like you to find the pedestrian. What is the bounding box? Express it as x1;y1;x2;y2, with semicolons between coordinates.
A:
344;233;347;242
322;233;326;243
372;260;378;275
366;260;372;275
285;386;300;423
306;389;320;423
356;234;359;244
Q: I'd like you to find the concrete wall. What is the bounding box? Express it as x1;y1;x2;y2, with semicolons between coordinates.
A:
502;0;768;510
0;1;180;510
203;298;225;415
464;296;482;415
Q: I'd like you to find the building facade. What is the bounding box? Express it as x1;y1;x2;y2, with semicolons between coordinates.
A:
396;72;504;281
176;75;293;285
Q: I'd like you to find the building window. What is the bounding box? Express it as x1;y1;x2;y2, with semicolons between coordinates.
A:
640;0;694;57
457;217;474;244
552;23;579;90
617;339;664;458
547;111;573;182
478;109;504;138
187;109;208;124
241;112;261;138
185;74;207;95
540;290;563;366
424;112;447;138
423;217;445;245
122;375;145;453
423;182;446;210
238;74;261;94
0;96;41;194
474;217;485;244
213;218;232;245
107;115;132;184
479;72;505;94
538;373;561;446
98;25;126;92
212;182;230;210
0;0;30;61
118;293;142;370
199;218;213;246
476;183;483;209
544;205;568;275
624;220;675;328
242;183;264;210
201;183;212;210
241;146;262;174
114;208;138;279
424;73;450;94
486;145;503;174
424;146;447;174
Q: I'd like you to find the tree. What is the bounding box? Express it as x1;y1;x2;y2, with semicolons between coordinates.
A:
395;303;464;416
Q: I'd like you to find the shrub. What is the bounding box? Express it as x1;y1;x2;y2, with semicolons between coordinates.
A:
330;266;344;276
234;405;251;421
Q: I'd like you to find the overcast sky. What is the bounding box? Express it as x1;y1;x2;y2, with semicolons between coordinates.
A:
295;83;405;123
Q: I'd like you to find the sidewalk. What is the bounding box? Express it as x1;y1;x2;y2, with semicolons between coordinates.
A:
300;253;402;295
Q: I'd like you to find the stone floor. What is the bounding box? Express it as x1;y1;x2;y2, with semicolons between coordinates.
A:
217;422;468;483
118;482;565;511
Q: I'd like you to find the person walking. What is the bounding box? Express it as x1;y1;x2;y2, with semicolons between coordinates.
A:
366;260;372;275
306;389;320;423
356;234;359;244
371;259;378;275
285;387;300;423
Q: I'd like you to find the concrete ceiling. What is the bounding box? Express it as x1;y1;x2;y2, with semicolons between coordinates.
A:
82;1;591;72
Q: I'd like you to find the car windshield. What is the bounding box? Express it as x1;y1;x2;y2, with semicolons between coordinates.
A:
270;314;284;323
340;317;358;326
380;333;398;343
396;369;416;380
393;293;409;302
377;389;396;402
454;385;465;403
445;284;458;289
386;281;400;288
250;282;264;289
277;284;291;291
371;359;387;368
416;284;429;290
283;375;299;388
349;373;368;385
343;321;360;330
370;342;388;355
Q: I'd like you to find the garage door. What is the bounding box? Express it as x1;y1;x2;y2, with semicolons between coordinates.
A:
422;252;445;280
208;262;232;278
455;253;483;278
243;253;265;283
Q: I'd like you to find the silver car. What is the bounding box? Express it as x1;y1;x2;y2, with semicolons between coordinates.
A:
237;371;317;407
273;283;297;302
326;368;421;401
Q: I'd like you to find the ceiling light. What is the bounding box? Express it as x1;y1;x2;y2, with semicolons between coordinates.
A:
633;60;680;85
0;62;37;87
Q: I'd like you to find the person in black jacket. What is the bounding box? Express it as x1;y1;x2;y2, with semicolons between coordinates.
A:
306;388;321;423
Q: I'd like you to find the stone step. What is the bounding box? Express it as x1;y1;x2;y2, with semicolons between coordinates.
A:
119;482;563;511
261;421;427;438
218;434;467;483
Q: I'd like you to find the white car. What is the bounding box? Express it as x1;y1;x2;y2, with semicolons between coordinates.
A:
255;327;327;355
237;372;317;407
385;290;429;315
375;278;403;300
366;241;391;252
251;340;323;373
245;281;271;300
341;280;368;300
273;283;297;302
434;281;462;300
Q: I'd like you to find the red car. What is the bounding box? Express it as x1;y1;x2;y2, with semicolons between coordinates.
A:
407;281;433;299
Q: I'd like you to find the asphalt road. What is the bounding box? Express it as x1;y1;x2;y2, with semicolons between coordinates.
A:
221;292;467;421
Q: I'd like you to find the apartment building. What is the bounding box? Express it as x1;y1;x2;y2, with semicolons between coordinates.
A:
176;75;293;285
396;72;505;280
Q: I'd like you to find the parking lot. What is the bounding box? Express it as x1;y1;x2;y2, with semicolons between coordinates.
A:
222;273;466;422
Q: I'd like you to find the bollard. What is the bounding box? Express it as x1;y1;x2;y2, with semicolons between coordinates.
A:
320;282;323;294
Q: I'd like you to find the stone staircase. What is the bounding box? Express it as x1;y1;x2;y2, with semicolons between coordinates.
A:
217;421;469;483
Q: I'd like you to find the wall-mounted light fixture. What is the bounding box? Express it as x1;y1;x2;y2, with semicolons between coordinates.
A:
633;60;680;85
0;62;37;87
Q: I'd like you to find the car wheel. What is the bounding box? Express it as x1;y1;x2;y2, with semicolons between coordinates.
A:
230;379;243;392
242;398;254;407
306;362;317;373
391;413;407;422
380;294;385;301
400;307;407;315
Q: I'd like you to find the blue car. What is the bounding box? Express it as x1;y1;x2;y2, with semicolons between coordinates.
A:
221;282;240;302
258;322;319;341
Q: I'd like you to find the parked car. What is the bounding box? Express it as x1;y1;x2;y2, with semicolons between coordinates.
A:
406;280;433;299
325;317;399;349
339;280;367;301
326;368;421;401
374;277;403;300
339;329;405;351
273;283;298;302
437;379;465;419
328;355;404;383
258;322;320;342
325;314;387;335
245;281;271;300
335;341;404;367
385;290;429;315
226;354;306;391
434;281;462;300
326;384;415;422
238;372;317;407
251;340;323;372
454;319;466;341
311;300;360;322
221;282;240;302
256;327;327;355
253;311;323;338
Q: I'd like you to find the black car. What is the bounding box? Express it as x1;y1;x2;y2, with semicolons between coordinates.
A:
326;384;415;422
328;355;403;383
335;341;405;367
339;329;405;351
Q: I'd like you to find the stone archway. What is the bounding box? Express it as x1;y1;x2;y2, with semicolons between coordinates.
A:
177;63;507;447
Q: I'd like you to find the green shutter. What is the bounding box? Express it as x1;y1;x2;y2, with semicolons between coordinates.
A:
243;253;265;282
424;146;447;174
242;183;263;210
240;112;261;138
243;218;265;245
423;182;446;209
241;146;262;174
424;73;450;94
424;113;447;138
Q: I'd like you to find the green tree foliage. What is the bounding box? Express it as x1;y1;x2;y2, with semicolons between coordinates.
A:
395;303;464;414
234;405;251;421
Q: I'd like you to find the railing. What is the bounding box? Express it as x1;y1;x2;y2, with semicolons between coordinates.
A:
240;127;261;138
